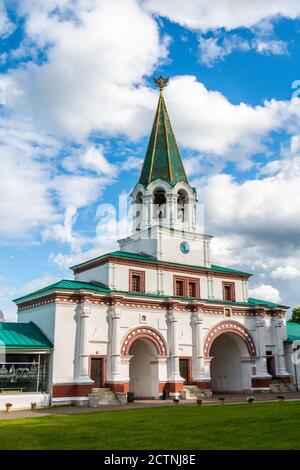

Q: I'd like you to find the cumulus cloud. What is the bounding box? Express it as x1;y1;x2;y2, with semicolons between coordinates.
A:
5;0;168;140
271;266;300;280
0;2;14;37
199;34;287;67
249;284;282;303
163;76;300;162
144;0;300;31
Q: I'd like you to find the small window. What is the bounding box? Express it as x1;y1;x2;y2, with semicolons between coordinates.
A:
187;278;199;298
140;314;147;323
224;307;232;318
188;282;196;298
129;270;145;293
223;282;235;302
175;280;185;297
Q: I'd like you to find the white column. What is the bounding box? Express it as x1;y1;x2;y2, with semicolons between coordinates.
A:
77;305;93;383
192;312;204;381
255;316;270;377
109;306;123;382
166;193;177;228
207;275;214;299
166;309;183;382
274;318;289;376
143;193;153;229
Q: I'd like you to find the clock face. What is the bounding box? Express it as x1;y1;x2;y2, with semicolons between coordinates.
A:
180;241;190;254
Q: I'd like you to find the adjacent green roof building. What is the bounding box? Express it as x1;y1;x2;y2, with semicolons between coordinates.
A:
0;322;53;349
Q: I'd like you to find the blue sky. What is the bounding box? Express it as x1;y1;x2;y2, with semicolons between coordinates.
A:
1;0;300;319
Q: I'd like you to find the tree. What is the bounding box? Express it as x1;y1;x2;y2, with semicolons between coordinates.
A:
291;307;300;323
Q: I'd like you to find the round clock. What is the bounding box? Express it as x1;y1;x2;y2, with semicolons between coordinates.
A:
180;241;190;254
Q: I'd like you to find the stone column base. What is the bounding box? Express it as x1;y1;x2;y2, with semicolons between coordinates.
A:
251;377;271;389
193;380;212;390
52;383;93;399
107;382;129;393
274;375;291;383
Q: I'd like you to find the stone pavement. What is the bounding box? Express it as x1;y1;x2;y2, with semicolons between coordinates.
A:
0;392;299;421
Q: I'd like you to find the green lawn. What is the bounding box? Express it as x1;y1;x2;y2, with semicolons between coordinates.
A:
0;401;300;450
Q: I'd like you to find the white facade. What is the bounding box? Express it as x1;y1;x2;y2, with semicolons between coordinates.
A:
12;84;293;405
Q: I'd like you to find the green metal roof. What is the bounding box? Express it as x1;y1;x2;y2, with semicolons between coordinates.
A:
286;322;300;343
248;297;289;309
70;250;252;277
0;322;53;349
13;279;110;304
139;90;189;186
12;276;288;312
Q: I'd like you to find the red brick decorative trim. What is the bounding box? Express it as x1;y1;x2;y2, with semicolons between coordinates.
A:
167;382;184;393
193;380;212;390
121;326;167;356
107;382;129;393
251;377;271;388
52;383;93;398
159;382;167;393
274;375;291;383
203;321;257;357
72;255;251;280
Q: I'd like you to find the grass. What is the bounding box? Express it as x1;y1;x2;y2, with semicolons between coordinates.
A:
0;401;300;450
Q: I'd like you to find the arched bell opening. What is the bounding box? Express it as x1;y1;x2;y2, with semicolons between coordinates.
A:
177;189;189;224
153;188;166;224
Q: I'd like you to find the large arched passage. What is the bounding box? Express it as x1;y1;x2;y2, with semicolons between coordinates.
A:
210;333;253;392
121;327;167;399
129;338;159;398
204;322;256;393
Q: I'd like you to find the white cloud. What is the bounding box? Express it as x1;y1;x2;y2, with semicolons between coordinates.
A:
5;0;168;140
0;2;14;37
0;117;60;240
145;0;300;31
249;284;282;303
163;76;300;161
21;273;62;295
63;146;116;176
271;266;300;280
199;34;287;67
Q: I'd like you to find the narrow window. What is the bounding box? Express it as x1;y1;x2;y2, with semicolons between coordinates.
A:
129;270;145;293
222;282;235;302
188;281;197;298
175;280;184;296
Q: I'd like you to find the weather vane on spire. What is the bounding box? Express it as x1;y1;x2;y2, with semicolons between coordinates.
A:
154;76;169;93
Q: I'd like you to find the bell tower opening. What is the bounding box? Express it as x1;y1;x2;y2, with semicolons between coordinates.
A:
153;188;166;224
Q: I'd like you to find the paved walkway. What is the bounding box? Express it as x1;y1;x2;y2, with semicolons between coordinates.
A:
0;392;299;421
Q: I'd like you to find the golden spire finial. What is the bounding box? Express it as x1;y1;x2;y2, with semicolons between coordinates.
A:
153;76;169;95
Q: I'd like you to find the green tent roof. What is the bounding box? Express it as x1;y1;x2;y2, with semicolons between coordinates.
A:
139;90;188;186
0;322;53;349
286;322;300;343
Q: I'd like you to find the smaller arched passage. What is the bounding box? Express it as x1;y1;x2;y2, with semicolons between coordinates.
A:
121;327;167;357
121;327;167;399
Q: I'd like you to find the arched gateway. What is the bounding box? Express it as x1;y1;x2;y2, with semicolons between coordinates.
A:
204;322;257;393
121;327;168;398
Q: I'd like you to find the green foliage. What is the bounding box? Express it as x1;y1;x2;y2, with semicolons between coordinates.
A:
291;307;300;324
0;402;300;450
